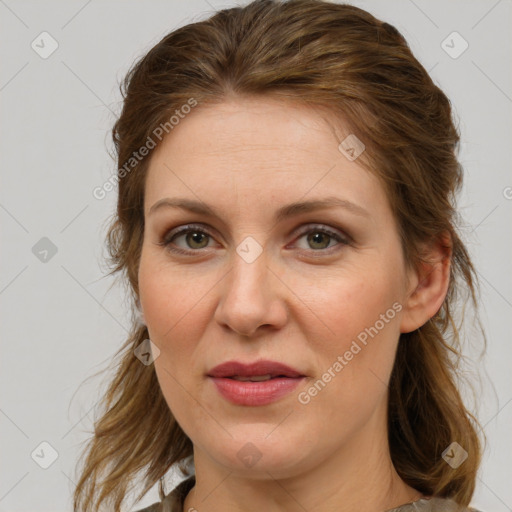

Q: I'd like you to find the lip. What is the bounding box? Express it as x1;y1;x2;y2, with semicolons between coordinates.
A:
207;359;306;406
207;360;304;378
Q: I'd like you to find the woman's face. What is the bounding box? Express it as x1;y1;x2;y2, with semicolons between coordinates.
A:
138;96;416;478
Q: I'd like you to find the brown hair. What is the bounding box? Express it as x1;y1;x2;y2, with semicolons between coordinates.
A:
73;1;486;510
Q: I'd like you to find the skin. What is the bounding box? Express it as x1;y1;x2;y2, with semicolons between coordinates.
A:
137;96;451;512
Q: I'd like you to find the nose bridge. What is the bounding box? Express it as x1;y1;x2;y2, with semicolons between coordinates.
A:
228;240;270;306
215;239;286;336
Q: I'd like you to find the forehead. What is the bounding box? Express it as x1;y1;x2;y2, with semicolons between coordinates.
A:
144;96;387;220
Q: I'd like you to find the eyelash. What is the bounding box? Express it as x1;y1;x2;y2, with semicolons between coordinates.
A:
157;223;351;256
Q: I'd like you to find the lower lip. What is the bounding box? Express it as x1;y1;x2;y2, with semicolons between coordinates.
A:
209;376;304;406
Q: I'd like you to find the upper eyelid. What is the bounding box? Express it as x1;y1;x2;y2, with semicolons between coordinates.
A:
163;223;220;243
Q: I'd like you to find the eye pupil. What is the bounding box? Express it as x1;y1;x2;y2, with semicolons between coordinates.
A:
308;232;330;250
187;231;208;248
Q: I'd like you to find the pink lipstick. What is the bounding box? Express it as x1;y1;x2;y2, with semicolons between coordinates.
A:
207;360;305;406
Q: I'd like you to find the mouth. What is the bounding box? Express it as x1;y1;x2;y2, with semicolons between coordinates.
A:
207;359;304;379
207;360;306;406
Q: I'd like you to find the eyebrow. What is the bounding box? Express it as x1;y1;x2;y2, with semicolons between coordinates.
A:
148;196;370;222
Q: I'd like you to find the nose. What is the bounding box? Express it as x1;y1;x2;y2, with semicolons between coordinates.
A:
214;248;288;338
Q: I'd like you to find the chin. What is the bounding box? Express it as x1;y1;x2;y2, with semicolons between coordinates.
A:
203;430;312;478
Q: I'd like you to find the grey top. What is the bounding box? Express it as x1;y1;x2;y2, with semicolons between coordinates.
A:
134;476;483;512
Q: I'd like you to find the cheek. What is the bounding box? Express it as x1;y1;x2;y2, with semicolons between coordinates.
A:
138;255;212;351
295;265;402;404
298;262;401;346
138;258;213;431
138;255;220;424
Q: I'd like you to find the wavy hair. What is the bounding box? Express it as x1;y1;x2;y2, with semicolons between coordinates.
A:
73;1;487;510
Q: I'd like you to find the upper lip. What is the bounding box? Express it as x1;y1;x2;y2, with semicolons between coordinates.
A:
207;359;304;378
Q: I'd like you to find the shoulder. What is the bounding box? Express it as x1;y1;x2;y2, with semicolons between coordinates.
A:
386;496;485;511
132;476;195;512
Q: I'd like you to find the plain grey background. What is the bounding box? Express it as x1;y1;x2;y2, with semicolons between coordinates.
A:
1;1;511;511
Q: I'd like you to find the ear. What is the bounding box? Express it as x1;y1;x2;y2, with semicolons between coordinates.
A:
399;232;452;334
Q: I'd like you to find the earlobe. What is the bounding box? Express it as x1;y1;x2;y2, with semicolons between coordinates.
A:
399;234;452;334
